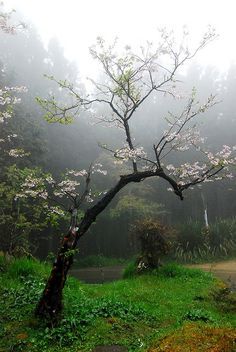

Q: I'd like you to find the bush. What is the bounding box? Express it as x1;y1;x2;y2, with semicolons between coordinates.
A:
130;218;174;272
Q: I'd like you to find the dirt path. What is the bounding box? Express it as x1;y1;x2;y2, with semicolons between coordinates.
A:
188;260;236;290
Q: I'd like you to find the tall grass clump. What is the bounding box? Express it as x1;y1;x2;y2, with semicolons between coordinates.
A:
6;257;49;279
209;218;236;256
174;218;236;262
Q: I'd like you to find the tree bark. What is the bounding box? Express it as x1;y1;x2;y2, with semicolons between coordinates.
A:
35;169;182;323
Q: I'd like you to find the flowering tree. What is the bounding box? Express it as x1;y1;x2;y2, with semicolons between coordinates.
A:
0;4;41;255
32;29;236;322
0;3;27;165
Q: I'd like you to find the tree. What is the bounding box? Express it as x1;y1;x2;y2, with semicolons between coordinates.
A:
0;3;27;168
0;4;89;257
0;166;51;255
31;29;236;323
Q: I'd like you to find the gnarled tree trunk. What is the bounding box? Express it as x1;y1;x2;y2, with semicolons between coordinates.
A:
35;169;182;323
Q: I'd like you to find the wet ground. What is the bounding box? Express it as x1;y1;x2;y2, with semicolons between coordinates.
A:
69;260;236;289
70;265;124;284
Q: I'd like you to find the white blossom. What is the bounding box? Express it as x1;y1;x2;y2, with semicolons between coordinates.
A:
8;148;27;158
114;145;147;163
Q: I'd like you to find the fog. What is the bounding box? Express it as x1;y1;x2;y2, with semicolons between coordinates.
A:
5;0;236;78
1;1;236;260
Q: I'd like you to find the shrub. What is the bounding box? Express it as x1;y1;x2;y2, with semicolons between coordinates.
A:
130;218;174;272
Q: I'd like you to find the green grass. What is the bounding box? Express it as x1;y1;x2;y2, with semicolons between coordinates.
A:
0;258;235;352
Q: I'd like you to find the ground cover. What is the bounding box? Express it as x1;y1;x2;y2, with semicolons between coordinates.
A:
0;258;235;352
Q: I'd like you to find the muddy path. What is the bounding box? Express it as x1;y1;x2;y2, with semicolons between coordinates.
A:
70;260;236;289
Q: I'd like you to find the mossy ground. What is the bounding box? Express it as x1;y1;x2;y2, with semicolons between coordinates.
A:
148;323;236;352
0;258;235;352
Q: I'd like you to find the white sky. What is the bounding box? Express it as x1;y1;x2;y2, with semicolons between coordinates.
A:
5;0;236;79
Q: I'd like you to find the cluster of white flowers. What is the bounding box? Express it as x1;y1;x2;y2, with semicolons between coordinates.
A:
205;145;236;167
165;145;236;186
161;127;205;154
92;163;107;175
22;175;44;188
38;190;48;200
15;174;44;199
8;148;27;158
14;161;109;211
55;179;80;198
45;176;55;185
66;169;88;177
0;86;26;108
167;161;208;181
114;145;147;164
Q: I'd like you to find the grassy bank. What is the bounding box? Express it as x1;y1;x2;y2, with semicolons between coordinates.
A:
0;257;235;351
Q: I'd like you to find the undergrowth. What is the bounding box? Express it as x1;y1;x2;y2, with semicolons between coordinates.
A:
175;218;236;262
0;258;235;352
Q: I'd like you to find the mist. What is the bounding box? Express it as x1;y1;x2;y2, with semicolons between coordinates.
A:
1;2;236;350
1;1;236;260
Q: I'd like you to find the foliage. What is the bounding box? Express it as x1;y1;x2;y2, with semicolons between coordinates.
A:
212;286;236;313
1;258;236;351
123;261;137;279
110;195;166;219
209;218;236;256
153;263;207;279
123;261;208;280
5;257;49;279
183;308;215;323
130;219;174;272
0;165;51;254
174;218;236;262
